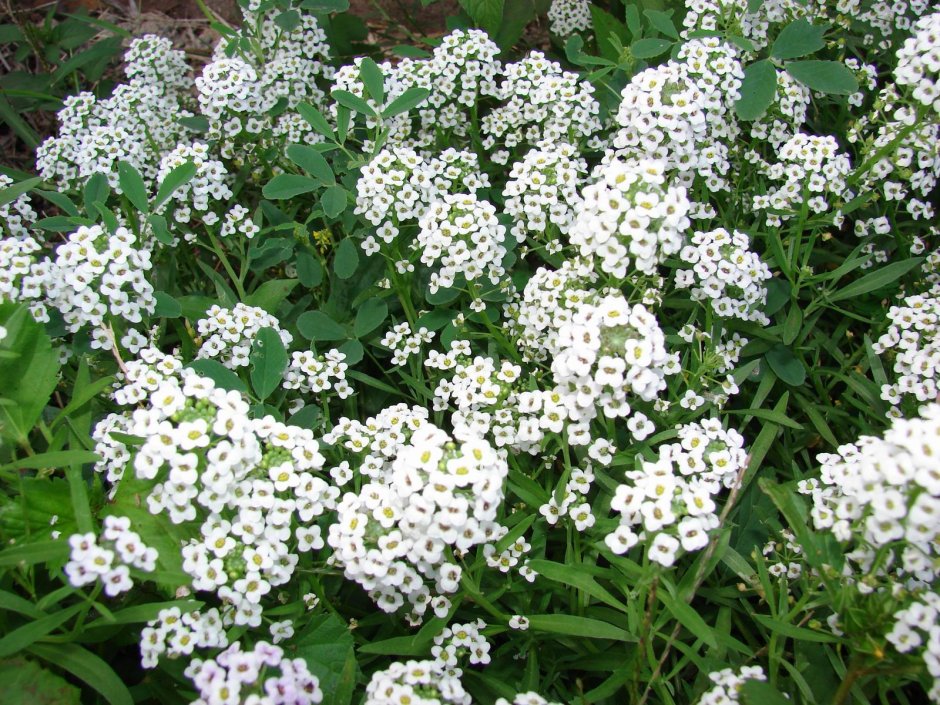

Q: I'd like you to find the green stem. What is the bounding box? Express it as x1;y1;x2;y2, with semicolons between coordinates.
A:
207;231;248;301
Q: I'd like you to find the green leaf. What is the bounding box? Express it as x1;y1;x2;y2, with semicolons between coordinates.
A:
765;344;805;386
590;6;630;62
740;680;792;705
354;297;388;338
526;615;635;641
785;60;858;95
153;161;196;211
250;327;289;401
658;591;717;648
771;19;826;60
359;57;385;104
296;250;324;287
27;643;133;705
0;540;68;568
147;214;174;246
274;9;301;31
0;450;99;472
735;60;777;120
331;89;376;116
0;604;84;658
333;238;359;279
382;87;431;119
297;311;347;341
293;613;358;705
0;176;40;208
245;279;298;314
263;174;320;200
186;359;249;394
631;37;673;59
286;144;335;184
297;102;334;140
828;257;923;302
85;600;202;628
526;559;627;611
0;303;60;445
723;407;803;430
117;161;149;213
643;9;679;39
299;0;350;11
782;304;802;345
751;613;838;643
323;185;349;219
0;657;81;704
338;339;364;366
458;0;504;35
153;291;182;318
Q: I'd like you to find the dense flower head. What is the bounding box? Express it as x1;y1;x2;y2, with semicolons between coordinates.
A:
139;606;228;669
873;291;940;415
432;619;491;666
45;224;155;348
417;193;508;295
185;640;323;705
886;593;940;701
676;227;772;323
749;69;810;149
482;51;603;162
0;174;37;240
283;348;352;399
123;34;192;93
606;419;747;566
364;659;470;705
327;422;508;620
569;159;690;278
801;404;940;590
0;234;50;322
155;142;233;230
196;304;293;370
65;515;158;596
547;0;592;36
503;141;587;248
895;11;940;113
694;666;767;705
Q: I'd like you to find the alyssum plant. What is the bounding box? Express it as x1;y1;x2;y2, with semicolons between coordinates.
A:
0;0;939;703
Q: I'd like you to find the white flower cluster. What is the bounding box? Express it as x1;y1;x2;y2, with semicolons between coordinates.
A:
503;142;587;248
0;234;50;322
432;619;491;666
185;640;323;705
539;449;610;526
495;694;562;705
196;304;293;369
886;593;940;702
0;173;37;239
332;29;501;152
155;142;232;228
112;372;334;627
65;516;157;596
36;37;192;191
503;258;597;363
283;349;352;398
761;528;804;581
694;666;768;705
895;11;940;113
364;659;469;705
380;322;435;366
197;5;334;161
569;159;690;278
219;204;260;240
484;531;536;579
873;291;940;415
606;420;746;567
801;404;940;589
752;133;853;227
327;423;507;620
356;147;489;250
482;51;603;163
750;70;810;149
139;606;228;669
676;228;772;323
552;292;676;437
547;0;592;36
417;193;508;295
45;225;155;348
113;346;184;406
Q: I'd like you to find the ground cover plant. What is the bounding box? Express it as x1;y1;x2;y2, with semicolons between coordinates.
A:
0;0;939;703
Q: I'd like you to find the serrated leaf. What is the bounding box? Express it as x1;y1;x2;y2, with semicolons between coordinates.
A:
786;60;858;95
117;160;148;213
631;37;673;59
286;144;335;184
771;19;826;60
297;311;347;341
250;327;288;401
262;174;320;200
322;184;348;219
353;297;388;338
382;87;430;118
735;60;777;120
333;238;359;279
